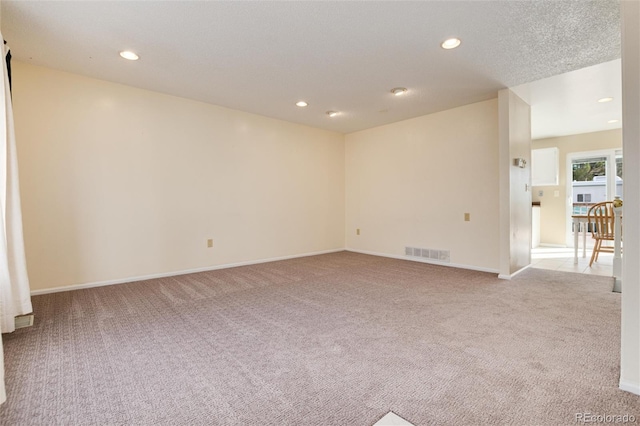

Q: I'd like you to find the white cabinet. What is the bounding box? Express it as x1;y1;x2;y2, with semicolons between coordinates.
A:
532;147;559;186
532;204;541;248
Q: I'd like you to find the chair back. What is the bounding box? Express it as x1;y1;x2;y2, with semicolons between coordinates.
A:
587;201;615;240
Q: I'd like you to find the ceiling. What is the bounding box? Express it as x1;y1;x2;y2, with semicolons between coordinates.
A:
512;59;622;140
1;1;621;135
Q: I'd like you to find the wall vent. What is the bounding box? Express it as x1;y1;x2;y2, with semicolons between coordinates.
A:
15;314;34;329
405;246;450;264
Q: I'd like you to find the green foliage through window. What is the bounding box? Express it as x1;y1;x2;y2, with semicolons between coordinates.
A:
573;160;606;182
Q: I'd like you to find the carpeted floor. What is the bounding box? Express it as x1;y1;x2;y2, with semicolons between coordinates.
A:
0;251;638;425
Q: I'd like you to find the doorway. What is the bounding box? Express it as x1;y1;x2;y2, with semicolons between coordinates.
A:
565;149;623;247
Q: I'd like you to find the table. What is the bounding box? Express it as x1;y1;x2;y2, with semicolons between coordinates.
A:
572;215;589;264
572;211;623;276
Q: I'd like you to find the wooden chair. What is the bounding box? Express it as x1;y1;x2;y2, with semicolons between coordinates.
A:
587;201;616;267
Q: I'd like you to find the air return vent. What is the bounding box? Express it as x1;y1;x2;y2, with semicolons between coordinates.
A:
405;246;450;264
15;314;34;329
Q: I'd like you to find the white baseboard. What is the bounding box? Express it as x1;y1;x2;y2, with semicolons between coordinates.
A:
536;243;567;248
345;248;499;275
498;264;532;280
30;248;346;296
620;379;640;395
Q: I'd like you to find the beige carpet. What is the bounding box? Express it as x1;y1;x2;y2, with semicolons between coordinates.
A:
0;251;638;425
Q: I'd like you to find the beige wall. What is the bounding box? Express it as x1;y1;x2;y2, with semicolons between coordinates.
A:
498;89;532;277
13;62;345;291
620;0;640;395
531;129;622;245
345;99;500;272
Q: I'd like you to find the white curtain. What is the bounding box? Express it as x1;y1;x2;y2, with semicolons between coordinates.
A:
0;34;33;404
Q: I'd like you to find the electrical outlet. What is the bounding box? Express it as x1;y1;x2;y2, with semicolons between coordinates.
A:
207;239;213;248
356;228;360;235
464;213;470;222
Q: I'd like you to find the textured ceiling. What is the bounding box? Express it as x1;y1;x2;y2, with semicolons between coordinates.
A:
1;1;621;134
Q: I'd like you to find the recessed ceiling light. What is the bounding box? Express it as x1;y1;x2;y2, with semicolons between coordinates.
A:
391;87;407;96
296;101;308;107
598;97;614;103
441;38;461;49
608;119;619;124
119;51;139;61
326;111;339;118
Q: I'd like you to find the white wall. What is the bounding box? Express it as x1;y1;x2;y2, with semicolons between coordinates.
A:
13;62;345;291
498;89;531;277
620;0;640;396
345;99;500;272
